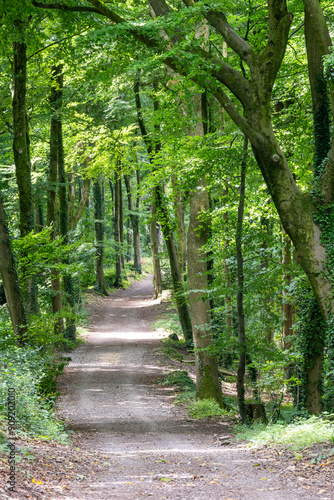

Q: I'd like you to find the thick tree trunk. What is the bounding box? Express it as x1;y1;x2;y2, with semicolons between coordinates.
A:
0;193;28;343
12;30;37;315
150;197;162;298
94;177;108;295
236;138;248;424
47;64;64;335
188;178;223;405
124;173;142;273
13;36;34;238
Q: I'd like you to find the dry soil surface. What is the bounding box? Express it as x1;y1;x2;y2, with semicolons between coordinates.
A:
2;275;333;499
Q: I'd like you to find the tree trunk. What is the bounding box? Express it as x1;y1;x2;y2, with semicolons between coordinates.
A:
150;197;162;298
12;28;37;315
57;67;76;342
124;173;142;273
134;71;192;341
222;186;233;342
94;177;108;295
172;176;186;279
47;64;64;335
236;137;248;424
0;193;28;343
120;174;125;271
13;35;33;238
70;177;91;230
114;166;123;288
188;178;223;405
282;231;294;351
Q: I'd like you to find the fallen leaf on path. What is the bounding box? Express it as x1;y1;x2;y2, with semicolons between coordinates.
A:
31;479;43;484
161;477;171;482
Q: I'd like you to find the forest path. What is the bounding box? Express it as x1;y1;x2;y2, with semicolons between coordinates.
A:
56;276;316;500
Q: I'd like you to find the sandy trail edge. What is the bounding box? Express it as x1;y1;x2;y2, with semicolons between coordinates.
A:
55;276;318;500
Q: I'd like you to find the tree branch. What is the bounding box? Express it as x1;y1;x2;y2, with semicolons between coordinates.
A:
31;0;101;14
259;0;293;91
192;0;256;67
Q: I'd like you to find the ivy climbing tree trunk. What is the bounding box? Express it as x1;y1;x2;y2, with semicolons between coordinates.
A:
12;23;37;315
47;64;64;335
94;177;108;295
0;192;28;343
236;137;248;424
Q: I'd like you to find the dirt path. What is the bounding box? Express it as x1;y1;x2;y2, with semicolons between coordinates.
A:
54;276;326;500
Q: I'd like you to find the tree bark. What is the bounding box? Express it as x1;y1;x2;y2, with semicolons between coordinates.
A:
150;197;162;298
172;176;186;279
47;64;64;335
188;177;223;405
282;231;294;351
12;26;37;315
57;67;76;342
114;165;123;287
124;173;142;273
71;177;91;229
0;193;28;343
94;177;108;295
134;71;192;341
13;33;34;238
236;137;248;424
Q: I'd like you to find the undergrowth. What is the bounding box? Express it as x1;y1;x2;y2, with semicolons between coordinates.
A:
235;414;334;450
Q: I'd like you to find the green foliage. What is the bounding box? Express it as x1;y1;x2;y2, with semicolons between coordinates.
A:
235;415;334;451
0;346;68;443
159;370;195;392
188;398;226;418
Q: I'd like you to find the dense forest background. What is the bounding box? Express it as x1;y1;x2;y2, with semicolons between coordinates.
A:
1;0;334;440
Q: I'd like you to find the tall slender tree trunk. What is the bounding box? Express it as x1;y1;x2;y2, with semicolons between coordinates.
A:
124;173;142;273
134;71;192;341
114;165;123;288
47;64;64;335
94;177;108;295
282;231;294;351
188;177;223;405
222;186;233;342
0;193;28;343
57;67;76;342
154;185;193;344
12;26;37;315
186;93;223;404
300;5;330;413
150;196;162;298
172;176;186;279
236;137;248;424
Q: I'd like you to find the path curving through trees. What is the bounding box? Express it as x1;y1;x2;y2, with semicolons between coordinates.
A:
56;276;316;499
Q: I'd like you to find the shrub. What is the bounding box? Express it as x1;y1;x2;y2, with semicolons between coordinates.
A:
0;346;68;443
